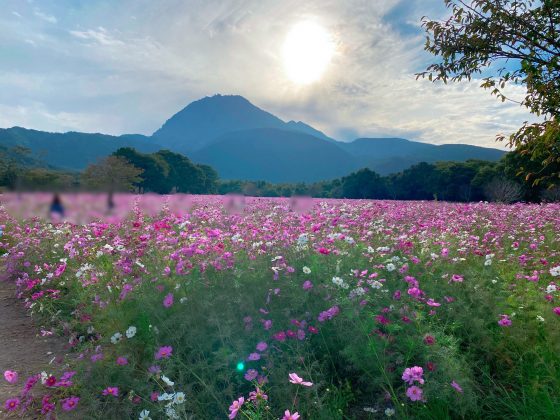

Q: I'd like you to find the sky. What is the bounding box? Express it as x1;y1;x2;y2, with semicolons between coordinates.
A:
0;0;535;148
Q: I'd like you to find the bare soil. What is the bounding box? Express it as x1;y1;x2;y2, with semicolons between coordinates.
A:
0;276;71;418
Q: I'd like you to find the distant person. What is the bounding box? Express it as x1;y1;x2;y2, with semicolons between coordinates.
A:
107;192;115;213
49;193;65;220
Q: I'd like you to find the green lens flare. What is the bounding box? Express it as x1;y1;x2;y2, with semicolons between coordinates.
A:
236;362;245;371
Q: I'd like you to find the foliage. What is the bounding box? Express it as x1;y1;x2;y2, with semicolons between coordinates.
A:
82;156;144;193
419;0;560;185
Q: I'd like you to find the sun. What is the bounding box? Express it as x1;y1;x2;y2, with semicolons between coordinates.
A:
283;21;334;85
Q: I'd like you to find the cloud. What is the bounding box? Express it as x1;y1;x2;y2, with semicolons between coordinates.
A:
0;0;535;149
33;9;57;24
69;27;125;46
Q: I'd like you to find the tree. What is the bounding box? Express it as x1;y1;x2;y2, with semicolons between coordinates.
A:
82;155;143;194
113;148;172;193
419;0;560;186
341;168;388;199
484;177;523;203
156;150;205;193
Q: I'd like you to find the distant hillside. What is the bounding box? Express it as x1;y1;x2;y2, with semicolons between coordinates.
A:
340;138;505;175
0;94;506;180
0;127;161;171
192;128;356;183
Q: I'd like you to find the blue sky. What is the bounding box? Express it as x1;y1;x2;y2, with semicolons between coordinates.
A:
0;0;533;147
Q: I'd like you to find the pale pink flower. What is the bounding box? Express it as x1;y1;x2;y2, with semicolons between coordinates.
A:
451;380;463;393
406;386;423;401
283;410;301;420
228;396;244;419
3;370;18;384
288;372;312;386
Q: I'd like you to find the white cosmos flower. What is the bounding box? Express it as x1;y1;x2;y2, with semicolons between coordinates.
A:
550;266;560;277
161;375;174;386
386;263;396;272
158;392;174;401
110;332;123;344
173;392;186;404
126;326;137;339
303;266;311;274
139;409;151;420
385;408;395;417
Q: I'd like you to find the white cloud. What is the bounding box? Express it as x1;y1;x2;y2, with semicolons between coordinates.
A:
33;8;57;24
69;27;125;46
0;0;536;149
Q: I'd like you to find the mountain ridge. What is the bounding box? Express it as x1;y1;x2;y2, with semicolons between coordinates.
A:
0;94;506;181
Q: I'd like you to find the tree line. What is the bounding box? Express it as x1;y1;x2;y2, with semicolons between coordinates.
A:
1;145;558;203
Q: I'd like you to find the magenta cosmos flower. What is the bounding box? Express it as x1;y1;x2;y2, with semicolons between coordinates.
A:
228;396;244;419
102;387;119;397
61;396;80;411
3;370;18;384
498;314;512;327
5;398;20;411
155;345;173;360
256;341;268;352
553;307;560;316
288;373;313;386
406;386;423;402
116;356;128;366
163;293;174;308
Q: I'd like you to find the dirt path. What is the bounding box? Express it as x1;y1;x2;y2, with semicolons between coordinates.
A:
0;277;69;418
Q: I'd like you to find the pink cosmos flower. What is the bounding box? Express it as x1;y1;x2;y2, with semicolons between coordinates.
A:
116;356;128;366
61;396;80;411
426;299;441;307
244;369;258;381
228;396;244;419
498;314;512;327
256;341;268;352
3;370;18;384
248;387;268;402
288;372;313;386
402;366;424;385
424;335;436;345
406;386;423;401
45;375;57;387
41;395;55;414
5;398;20;411
247;353;260;361
302;280;313;290
283;410;301;420
553;307;560;316
451;380;463;393
102;387;119;397
163;293;174;308
155;346;173;360
451;274;464;282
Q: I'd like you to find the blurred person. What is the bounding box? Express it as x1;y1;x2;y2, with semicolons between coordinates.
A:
49;193;65;220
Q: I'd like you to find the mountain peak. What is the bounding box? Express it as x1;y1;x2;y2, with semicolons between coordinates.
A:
152;94;288;152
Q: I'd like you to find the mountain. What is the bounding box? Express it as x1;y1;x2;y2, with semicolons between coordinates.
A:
0;127;161;171
153;95;287;152
0;94;507;181
152;94;337;152
192;128;356;183
340;138;505;174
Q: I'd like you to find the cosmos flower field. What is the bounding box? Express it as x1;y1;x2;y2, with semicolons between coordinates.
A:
1;194;560;419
